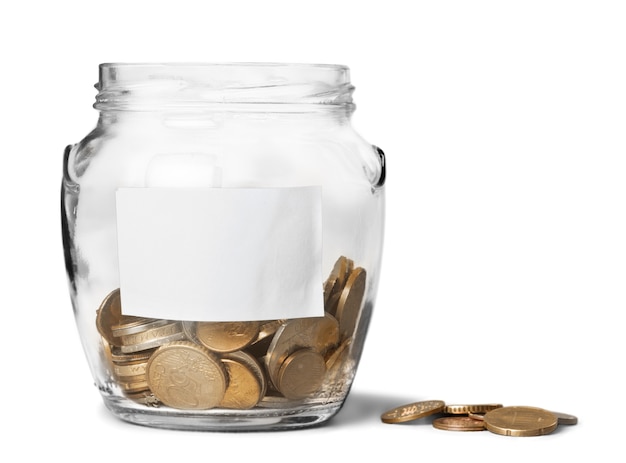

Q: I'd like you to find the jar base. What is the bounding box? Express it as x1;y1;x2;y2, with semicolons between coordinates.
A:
102;395;344;431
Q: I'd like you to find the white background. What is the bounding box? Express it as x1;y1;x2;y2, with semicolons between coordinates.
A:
1;0;624;461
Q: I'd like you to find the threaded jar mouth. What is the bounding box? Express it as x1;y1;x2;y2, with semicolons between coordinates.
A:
95;62;355;111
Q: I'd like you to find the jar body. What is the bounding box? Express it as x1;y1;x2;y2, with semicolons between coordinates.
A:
62;64;385;431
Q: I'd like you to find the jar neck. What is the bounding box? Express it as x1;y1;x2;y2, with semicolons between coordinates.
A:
94;63;356;117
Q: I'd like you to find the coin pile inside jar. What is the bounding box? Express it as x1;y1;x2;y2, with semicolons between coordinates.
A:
381;400;577;436
96;256;366;410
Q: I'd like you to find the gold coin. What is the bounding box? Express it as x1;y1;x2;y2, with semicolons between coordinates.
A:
265;315;339;388
277;349;326;400
483;406;558;437
324;256;353;316
194;321;260;353
228;351;266;393
96;288;123;345
444;404;503;415
551;411;578;425
146;341;228;410
220;353;263;410
312;313;340;355
110;346;155;363
257;393;292;408
96;288;144;346
325;338;352;371
112;360;148;379
112;317;169;337
231;350;267;399
117;378;150;394
323;275;339;307
254;319;285;344
381;400;446;424
329;256;353;288
433;416;486;432
118;321;186;353
247;319;286;358
335;267;367;340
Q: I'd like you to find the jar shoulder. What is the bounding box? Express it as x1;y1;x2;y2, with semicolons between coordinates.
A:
67;120;383;188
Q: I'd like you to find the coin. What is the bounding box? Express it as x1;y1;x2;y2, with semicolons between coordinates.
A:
247;319;286;358
324;256;353;316
381;400;446;424
233;350;268;399
257;393;293;408
255;319;286;344
312;313;340;355
265;315;339;387
98;254;365;408
146;341;228;410
112;317;169;337
483;406;558;437
117;378;150;394
220;353;264;409
433;416;486;432
329;256;353;288
112;360;148;380
118;321;186;353
551;411;578;425
444;404;503;415
277;348;326;400
325;338;351;371
194;321;260;353
96;288;145;346
323;275;340;307
110;346;155;363
96;288;123;345
335;267;367;340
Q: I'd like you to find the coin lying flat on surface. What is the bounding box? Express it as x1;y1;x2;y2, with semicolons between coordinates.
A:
483;406;558;437
433;416;486;432
550;411;578;425
444;404;503;415
382;399;576;436
381;400;446;424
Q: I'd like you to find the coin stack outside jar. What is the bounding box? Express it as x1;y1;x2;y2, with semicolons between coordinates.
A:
381;400;577;436
96;256;366;411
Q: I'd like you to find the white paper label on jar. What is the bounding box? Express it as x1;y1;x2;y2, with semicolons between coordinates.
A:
115;187;324;322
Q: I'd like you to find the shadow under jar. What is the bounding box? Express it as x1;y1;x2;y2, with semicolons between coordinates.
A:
61;63;385;431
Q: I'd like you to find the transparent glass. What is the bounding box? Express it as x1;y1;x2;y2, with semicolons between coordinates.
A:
62;63;385;431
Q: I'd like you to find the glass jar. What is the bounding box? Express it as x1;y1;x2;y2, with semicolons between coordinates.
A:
61;63;385;431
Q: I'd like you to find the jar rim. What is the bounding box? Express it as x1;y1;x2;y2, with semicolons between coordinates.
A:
95;62;355;111
99;62;350;71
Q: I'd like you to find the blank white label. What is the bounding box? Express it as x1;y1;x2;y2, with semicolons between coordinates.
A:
115;187;323;321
